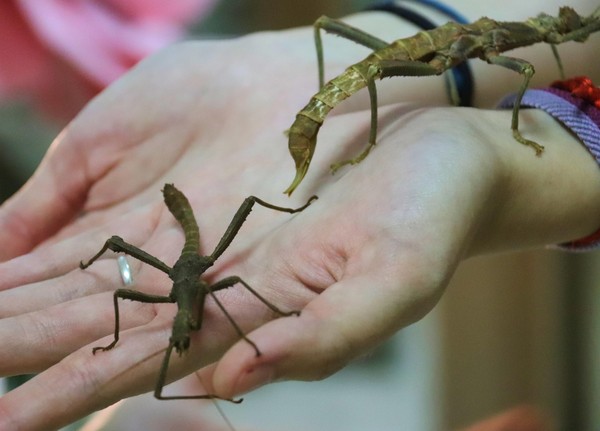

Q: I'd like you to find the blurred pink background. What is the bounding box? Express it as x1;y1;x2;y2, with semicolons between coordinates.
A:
0;0;216;120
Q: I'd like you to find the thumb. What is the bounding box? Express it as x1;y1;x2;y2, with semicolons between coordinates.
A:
212;240;446;397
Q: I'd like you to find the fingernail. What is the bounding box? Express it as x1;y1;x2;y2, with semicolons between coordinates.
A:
233;365;274;395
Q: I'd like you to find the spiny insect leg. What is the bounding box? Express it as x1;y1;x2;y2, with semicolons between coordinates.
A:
154;342;242;402
555;18;600;44
485;54;544;155
210;195;317;262
205;284;261;357
331;59;441;174
93;289;174;354
330;66;379;174
212;275;301;318
204;274;305;358
80;235;172;274
314;15;388;88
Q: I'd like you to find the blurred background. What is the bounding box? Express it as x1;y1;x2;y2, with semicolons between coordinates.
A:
1;1;599;430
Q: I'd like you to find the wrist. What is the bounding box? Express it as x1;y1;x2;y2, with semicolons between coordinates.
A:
467;108;600;255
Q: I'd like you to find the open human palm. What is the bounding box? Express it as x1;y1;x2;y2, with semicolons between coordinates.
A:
1;18;599;431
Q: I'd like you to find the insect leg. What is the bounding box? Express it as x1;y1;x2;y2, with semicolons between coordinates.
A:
93;289;175;353
209;195;317;262
330;59;442;173
207;275;301;352
211;275;300;318
550;45;565;80
201;274;303;359
154;342;242;402
552;16;600;44
330;64;380;173
484;54;544;155
205;285;261;357
313;15;388;88
80;235;172;274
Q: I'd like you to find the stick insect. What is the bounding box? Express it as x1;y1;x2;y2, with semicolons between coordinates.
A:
80;184;317;401
284;6;600;195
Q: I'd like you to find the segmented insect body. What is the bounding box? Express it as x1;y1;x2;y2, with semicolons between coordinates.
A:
163;184;210;354
163;183;201;257
284;6;600;195
80;184;316;401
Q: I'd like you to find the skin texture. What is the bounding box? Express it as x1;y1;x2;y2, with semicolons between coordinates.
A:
0;3;599;430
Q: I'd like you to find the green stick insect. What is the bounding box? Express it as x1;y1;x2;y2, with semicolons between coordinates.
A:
284;6;600;195
80;184;316;401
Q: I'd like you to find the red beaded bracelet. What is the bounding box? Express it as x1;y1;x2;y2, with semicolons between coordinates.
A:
551;76;600;109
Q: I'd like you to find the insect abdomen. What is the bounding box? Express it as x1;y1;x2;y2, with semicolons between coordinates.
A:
162;184;200;255
284;66;369;195
297;66;367;125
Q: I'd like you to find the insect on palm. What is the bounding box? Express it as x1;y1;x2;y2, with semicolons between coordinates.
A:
80;183;317;401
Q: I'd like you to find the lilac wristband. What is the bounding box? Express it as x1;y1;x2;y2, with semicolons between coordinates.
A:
498;87;600;250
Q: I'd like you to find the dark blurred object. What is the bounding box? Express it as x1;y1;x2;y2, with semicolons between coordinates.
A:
194;0;372;34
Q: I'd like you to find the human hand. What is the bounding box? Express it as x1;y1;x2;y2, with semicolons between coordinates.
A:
2;99;597;431
0;26;331;429
2;18;600;431
206;104;600;400
0;18;410;428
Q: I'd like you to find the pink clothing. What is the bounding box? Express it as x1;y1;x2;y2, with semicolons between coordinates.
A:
0;0;216;119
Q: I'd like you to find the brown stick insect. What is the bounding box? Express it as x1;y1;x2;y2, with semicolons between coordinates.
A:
284;6;600;195
80;184;317;401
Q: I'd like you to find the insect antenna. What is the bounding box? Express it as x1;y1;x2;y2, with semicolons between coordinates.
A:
99;347;169;395
194;370;238;431
99;346;239;430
